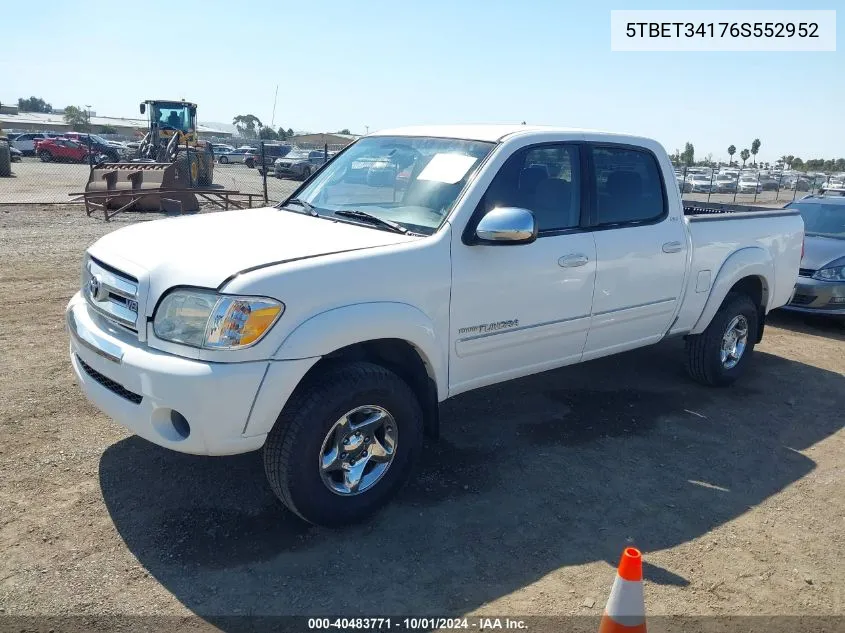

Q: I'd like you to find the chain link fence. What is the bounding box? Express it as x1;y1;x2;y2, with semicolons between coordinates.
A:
0;134;350;207
674;164;840;206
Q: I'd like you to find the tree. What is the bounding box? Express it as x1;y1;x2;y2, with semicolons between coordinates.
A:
286;128;294;138
727;145;736;166
337;128;351;135
786;155;795;169
739;148;750;167
258;126;279;140
99;125;118;134
750;138;761;166
63;105;89;132
277;127;288;140
835;158;845;172
18;96;52;113
232;114;262;138
792;157;804;171
680;142;695;167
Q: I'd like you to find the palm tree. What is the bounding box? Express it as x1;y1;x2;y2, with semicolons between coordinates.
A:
786;155;795;169
740;148;750;167
750;138;761;166
727;145;736;166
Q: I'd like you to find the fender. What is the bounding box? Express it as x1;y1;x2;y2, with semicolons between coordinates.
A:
273;302;447;399
690;247;774;335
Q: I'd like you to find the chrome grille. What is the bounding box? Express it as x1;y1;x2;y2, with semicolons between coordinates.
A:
84;257;139;331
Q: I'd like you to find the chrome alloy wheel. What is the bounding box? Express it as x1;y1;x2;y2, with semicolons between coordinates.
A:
318;405;398;496
720;315;749;370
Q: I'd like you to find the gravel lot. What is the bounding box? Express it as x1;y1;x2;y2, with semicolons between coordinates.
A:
0;205;843;631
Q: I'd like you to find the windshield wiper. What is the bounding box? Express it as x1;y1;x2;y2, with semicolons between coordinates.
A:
285;197;318;216
333;209;409;234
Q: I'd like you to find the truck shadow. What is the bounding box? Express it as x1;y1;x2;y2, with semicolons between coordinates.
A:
99;339;843;622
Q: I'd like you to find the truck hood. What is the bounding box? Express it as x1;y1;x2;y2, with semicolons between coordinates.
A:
88;207;419;306
801;234;845;270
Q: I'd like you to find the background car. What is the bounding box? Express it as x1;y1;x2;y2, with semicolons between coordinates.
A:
244;143;293;170
274;149;328;179
36;138;92;163
61;132;123;162
782;194;845;318
211;143;235;155
217;147;255;164
738;176;763;194
10;146;22;162
686;174;714;193
713;175;738;193
11;132;58;156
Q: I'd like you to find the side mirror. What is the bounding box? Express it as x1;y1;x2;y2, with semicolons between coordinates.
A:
139;103;145;114
475;207;537;244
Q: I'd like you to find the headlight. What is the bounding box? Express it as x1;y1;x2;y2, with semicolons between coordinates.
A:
154;289;284;349
812;266;845;282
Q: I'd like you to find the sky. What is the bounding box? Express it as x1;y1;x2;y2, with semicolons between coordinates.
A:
2;0;841;163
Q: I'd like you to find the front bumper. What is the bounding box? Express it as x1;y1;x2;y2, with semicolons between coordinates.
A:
782;277;845;316
66;292;316;455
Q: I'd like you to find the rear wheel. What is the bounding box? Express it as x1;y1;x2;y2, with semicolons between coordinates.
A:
39;151;52;162
685;292;758;386
300;166;311;180
263;361;424;526
218;155;228;164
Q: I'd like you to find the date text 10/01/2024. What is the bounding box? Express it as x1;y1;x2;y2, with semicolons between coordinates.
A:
307;618;528;630
625;22;819;39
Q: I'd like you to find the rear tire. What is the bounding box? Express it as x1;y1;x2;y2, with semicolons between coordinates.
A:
685;292;758;387
39;150;52;162
300;166;311;180
263;361;424;527
218;155;228;164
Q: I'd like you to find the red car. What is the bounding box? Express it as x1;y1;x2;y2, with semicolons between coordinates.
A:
37;138;91;163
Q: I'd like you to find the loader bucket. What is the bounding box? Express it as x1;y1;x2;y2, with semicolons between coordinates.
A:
85;160;199;213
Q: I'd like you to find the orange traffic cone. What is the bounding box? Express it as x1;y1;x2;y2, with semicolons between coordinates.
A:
598;547;646;633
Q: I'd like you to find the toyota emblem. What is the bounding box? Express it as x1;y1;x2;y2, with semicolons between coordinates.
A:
88;274;104;301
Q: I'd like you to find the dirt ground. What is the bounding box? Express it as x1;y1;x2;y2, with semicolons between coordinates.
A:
0;204;843;631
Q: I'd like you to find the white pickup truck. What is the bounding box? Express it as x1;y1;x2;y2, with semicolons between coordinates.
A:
67;125;803;526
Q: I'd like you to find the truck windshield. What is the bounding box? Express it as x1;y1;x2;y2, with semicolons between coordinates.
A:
789;202;845;239
286;136;495;235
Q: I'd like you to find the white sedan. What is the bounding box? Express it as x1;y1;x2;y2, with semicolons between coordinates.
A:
216;147;257;164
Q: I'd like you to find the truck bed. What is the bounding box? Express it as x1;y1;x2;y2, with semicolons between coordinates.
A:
682;199;800;220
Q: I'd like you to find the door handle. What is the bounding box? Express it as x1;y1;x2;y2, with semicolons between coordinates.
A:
558;254;589;268
662;241;683;253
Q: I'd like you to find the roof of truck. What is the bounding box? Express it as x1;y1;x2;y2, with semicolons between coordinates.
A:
370;124;635;143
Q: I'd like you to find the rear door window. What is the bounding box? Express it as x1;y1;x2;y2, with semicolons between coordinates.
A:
590;146;666;226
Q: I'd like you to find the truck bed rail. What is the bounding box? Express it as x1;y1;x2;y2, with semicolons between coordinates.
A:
683;199;799;221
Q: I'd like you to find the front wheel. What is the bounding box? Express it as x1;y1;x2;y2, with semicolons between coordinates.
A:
300;166;311;180
39;151;52;162
263;361;424;526
685;292;758;386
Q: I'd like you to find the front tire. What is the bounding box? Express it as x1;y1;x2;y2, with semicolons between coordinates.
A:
685;292;758;386
39;150;52;162
263;361;424;527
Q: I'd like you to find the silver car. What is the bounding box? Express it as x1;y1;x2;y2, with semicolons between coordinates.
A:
782;195;845;319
